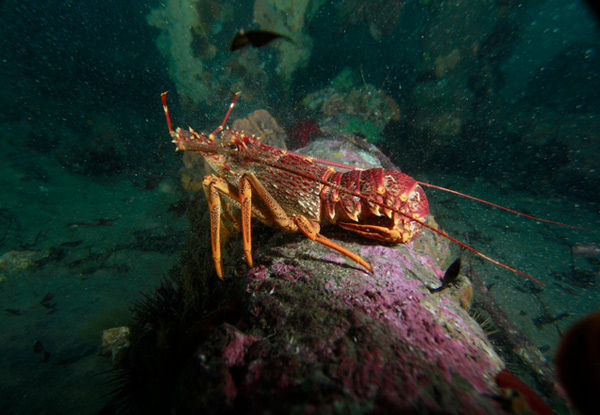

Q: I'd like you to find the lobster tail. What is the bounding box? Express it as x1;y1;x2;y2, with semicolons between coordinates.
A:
321;168;429;243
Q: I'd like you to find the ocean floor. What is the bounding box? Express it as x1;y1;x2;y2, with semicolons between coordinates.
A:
0;136;187;414
0;133;598;414
422;170;600;359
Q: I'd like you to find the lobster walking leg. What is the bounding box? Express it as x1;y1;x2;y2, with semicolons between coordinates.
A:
203;176;225;279
238;174;254;269
204;174;272;279
241;172;372;272
292;214;373;272
203;171;374;278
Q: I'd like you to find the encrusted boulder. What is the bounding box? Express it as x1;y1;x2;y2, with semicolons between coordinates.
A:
178;225;505;414
112;137;507;414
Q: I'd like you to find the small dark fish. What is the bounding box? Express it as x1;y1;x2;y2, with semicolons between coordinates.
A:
441;257;461;285
3;308;23;316
231;30;293;52
428;258;461;293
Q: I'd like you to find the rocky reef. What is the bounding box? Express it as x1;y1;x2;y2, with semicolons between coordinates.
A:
171;230;504;414
105;137;519;414
145;0;600;206
301;68;400;144
146;0;322;113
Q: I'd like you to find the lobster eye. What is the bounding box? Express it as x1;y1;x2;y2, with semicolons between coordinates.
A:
229;143;238;150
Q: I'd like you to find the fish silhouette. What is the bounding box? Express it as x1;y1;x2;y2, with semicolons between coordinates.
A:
231;30;293;52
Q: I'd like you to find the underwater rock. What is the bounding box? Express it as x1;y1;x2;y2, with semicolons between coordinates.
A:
231;109;287;149
297;137;381;170
223;226;505;414
146;0;271;110
335;0;405;38
146;0;214;105
147;0;316;105
112;147;515;413
253;0;319;85
0;249;49;279
411;0;497;140
525;42;600;114
115;217;507;414
302;82;400;143
101;326;131;368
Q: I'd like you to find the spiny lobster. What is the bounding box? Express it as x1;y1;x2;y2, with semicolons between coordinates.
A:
161;92;584;285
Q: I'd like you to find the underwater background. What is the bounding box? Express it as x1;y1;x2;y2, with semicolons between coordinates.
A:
1;0;599;414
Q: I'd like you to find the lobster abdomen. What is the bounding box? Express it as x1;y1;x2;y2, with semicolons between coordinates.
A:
321;168;430;243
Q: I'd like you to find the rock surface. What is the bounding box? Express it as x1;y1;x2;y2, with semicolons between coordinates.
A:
179;225;506;414
116;138;507;414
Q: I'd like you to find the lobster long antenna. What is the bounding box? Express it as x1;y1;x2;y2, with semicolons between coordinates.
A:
417;182;588;230
293;153;359;170
403;215;546;286
240;152;545;285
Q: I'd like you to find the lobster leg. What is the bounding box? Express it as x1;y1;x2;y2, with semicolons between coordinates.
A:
337;222;407;243
203;176;225;279
240;173;373;273
204;172;374;277
203;174;270;279
239;174;254;269
292;215;373;273
202;173;293;279
238;172;299;270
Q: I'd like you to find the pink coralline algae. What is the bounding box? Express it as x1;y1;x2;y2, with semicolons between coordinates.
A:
219;324;260;404
220;325;258;367
164;134;505;413
174;222;506;414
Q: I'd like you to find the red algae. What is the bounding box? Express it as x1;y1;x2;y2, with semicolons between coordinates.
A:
286;118;321;149
220;325;258;367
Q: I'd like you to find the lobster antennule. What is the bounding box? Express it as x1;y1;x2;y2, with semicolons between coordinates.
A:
209;92;240;139
417;181;588;230
161;91;241;143
160;91;174;134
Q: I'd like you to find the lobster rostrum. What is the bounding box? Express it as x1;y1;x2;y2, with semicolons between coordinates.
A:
161;92;585;285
